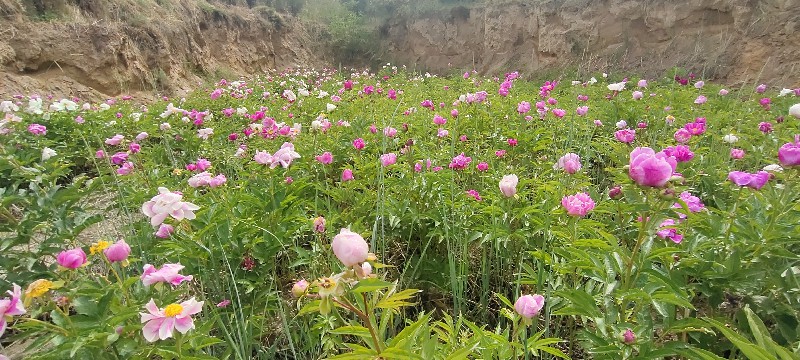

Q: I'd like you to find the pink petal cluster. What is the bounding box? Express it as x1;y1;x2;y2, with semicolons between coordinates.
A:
628;147;677;187
187;172;227;188
140;298;203;342
315;152;333;165
778;135;800;166
728;171;770;190
448;153;472;170
141;187;200;226
380;153;397;167
614;129;636;143
663;145;695;162
331;228;369;267
141;263;193;287
0;284;25;337
561;192;596;217
656;219;683;244
499;174;518;197
514;294;545;319
104;240;131;263
554;153;582;174
57;248;87;269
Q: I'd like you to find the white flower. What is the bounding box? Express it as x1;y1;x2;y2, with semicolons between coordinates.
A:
616;120;628;129
235;148;247;158
588;77;597;85
181;116;190;123
236;107;248;116
779;88;793;97
197;128;214;140
82;102;92;110
160;103;184;118
26;98;43;114
0;101;19;112
311;120;322;131
326;103;336;112
298;89;310;97
571;81;581;86
131;113;142;121
141;187;200;226
789;103;800;119
317;90;329;98
723;134;739;144
249;123;263;133
99;103;111;111
49;99;78;112
159;123;171;131
607;82;626;92
283;89;296;102
41;147;57;161
763;164;783;172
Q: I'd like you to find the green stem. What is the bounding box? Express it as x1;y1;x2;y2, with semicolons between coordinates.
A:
333;298;383;354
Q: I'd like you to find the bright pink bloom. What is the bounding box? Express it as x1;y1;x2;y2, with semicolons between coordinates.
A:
728;171;770;190
758;122;773;134
623;329;636;344
341;168;354;181
0;284;25;337
552;108;566;118
656;219;683;244
57;248;87;269
313;216;326;233
465;189;482;201
561;192;595;217
216;299;231;308
684;122;706;136
517;101;531;114
352;138;365;150
380;153;397;167
210;88;223;100
756;84;767;93
384;127;397;138
155;224;174;238
110;152;129;165
663;145;694;162
141;263;193;287
614;129;636;143
778;135;800;166
476;162;489;171
140;298;203;342
449;153;472;170
495;150;506;158
196;158;211;171
694;95;707;104
450;109;458;118
433;114;447;125
632;91;643;100
28;124;47;135
104;240;131;263
673;191;705;216
437;128;449;138
271;142;301;169
96;150;105;159
554;153;582;174
117;162;134;175
507;138;518;147
576;106;588;116
628;147;677;187
331;228;369;267
514;294;545;319
315;152;333;165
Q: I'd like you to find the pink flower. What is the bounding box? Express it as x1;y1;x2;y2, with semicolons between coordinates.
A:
292;280;309;298
561;192;595;217
196;158;211;171
331;228;369;267
117;162;134;175
141;263;193;287
637;79;648;88
313;216;326;233
465;189;482;201
719;89;729;96
623;329;636;344
141;187;200;226
383;127;397;138
517;101;531;114
730;148;745;159
104;240;131;263
694;95;707;104
684;122;706;136
271;142;301;168
495;150;506;158
758;122;773;134
674;129;692;143
499;174;518;197
437;128;449;138
0;284;25;337
554;153;582;174
514;294;545;319
459;135;468;142
576;106;588;116
105;134;124;145
476;162;489;171
140;298;203;342
756;83;767;93
28;124;47;135
285;177;293;184
594;119;603;127
694;81;705;89
433;114;447;125
552;108;566;118
380;153;397;167
656;219;683;244
254;151;273;165
341;168;354;182
369;124;377;134
632;91;643;100
352;138;365;150
673;191;705;216
57;248;87;269
155;224;174;238
778;135;800;166
628;147;677;187
96;150;105;159
216;299;231;308
450;109;459;118
210;88;223;100
663;145;694;162
614;129;636;143
315;152;333;165
129;143;141;153
449;153;472;170
110;152;129;165
507;138;518;147
728;171;770;190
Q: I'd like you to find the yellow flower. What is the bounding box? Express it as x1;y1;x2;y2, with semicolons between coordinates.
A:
26;279;54;298
89;240;110;255
172;168;183;176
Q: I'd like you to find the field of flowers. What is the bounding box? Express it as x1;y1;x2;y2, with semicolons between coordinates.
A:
1;65;800;359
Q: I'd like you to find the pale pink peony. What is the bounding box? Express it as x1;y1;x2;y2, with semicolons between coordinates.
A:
514;294;545;319
0;284;25;337
331;228;369;267
140;298;203;342
141;263;193;287
141;187;200;226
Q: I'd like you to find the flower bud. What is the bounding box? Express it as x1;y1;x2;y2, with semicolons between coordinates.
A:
292;279;309;298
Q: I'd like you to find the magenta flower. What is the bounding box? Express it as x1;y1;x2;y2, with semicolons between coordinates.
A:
684;122;706;136
778;135;800;166
495;150;507;158
140;298;203;342
663;145;694;162
105;134;124;146
352;138;365;150
499;174;518;197
433;114;447;125
380;153;397;167
507;138;518;147
341;168;354;182
730;148;745;159
110;152;129;165
141;187;200;226
155;224;174;238
210;88;223;100
315;152;333;165
623;329;636;344
554;153;582;174
449;153;472;170
129;143;141;153
28;124;47;135
117;162;134;175
656;219;683;244
196;158;211;171
673;191;704;218
674;128;692;143
450;109;459;118
514;294;545;320
0;284;25;337
57;248;87;269
637;79;648;88
104;240;131;263
562;192;595;217
331;228;369;267
756;83;767;93
552;108;566;118
628;147;677;187
614;129;636;143
476;162;489;172
465;189;482;201
384;127;397;138
517;101;531;114
141;263;193;287
437;128;449;138
758;122;773;134
728;171;770;190
576;106;588;116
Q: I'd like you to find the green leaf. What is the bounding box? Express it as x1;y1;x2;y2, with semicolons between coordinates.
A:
298;300;322;316
350;278;394;293
331;325;372;339
388;313;431;348
445;338;481;360
376;289;420;309
553;290;602;318
703;317;776;360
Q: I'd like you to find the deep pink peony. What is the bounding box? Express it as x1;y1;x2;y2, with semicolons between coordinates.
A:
561;192;596;217
628;147;677;187
57;248;87;269
778;135;800;166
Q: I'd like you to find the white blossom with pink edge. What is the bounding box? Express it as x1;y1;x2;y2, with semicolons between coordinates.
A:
141;187;200;226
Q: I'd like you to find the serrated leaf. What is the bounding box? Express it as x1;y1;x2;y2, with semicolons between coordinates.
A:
376;289;420;309
350;278;394;293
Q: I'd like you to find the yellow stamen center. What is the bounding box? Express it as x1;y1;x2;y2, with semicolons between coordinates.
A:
164;303;183;317
90;240;110;255
26;279;53;298
320;277;336;289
